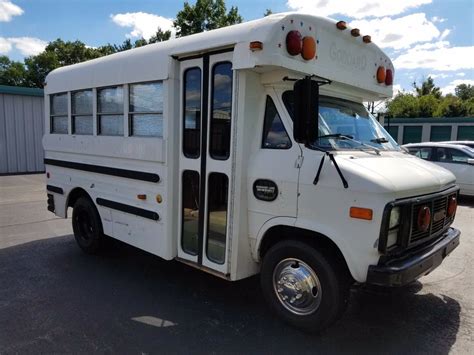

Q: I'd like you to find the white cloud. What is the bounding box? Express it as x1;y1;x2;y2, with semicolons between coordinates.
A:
110;12;174;40
0;37;47;56
428;73;450;79
441;79;474;95
456;72;466;77
394;45;474;71
349;13;440;49
287;0;432;19
0;0;23;22
431;16;446;23
0;37;13;53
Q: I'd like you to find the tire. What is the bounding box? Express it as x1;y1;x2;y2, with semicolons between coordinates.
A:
72;196;105;254
260;240;350;333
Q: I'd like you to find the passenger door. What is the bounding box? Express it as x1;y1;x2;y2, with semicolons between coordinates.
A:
177;52;234;275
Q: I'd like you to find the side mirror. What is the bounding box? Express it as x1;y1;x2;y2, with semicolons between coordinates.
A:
293;77;319;145
467;158;474;165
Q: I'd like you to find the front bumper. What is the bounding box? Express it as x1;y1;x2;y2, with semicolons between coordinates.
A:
367;227;460;286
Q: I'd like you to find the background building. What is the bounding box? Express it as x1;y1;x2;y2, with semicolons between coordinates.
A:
0;85;45;174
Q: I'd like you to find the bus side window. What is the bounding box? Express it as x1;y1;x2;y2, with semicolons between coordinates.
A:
98;86;124;136
72;90;93;135
129;82;163;137
183;68;201;158
210;62;232;160
50;93;68;134
262;96;292;149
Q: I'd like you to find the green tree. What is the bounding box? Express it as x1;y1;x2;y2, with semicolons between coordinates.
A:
433;95;467;117
264;9;273;16
174;0;243;37
413;76;442;99
0;56;28;86
148;28;172;43
385;92;420;118
418;94;440;117
455;83;474;101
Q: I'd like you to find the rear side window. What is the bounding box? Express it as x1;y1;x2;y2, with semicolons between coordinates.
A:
98;86;124;136
436;147;470;163
129;82;163;137
50;93;68;134
262;96;291;149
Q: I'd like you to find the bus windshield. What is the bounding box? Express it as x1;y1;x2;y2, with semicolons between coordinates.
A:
282;91;400;151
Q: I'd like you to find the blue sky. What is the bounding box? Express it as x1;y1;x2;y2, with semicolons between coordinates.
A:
1;0;473;95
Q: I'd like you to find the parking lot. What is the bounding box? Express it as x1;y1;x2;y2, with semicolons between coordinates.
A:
0;173;473;354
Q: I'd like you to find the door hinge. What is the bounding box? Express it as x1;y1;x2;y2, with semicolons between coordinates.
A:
295;155;304;168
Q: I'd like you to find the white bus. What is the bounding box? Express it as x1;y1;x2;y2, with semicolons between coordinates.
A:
43;13;461;331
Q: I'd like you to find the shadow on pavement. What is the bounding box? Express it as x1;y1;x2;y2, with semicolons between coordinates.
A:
0;235;461;354
458;195;474;208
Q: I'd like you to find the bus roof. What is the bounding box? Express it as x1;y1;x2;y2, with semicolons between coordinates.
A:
46;12;393;101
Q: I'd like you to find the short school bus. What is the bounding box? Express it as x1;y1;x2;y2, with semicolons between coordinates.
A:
44;13;460;331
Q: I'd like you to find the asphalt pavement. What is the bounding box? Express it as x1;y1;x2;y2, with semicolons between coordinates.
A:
0;174;473;354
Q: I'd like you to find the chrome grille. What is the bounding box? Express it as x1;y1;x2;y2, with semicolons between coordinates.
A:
409;193;456;245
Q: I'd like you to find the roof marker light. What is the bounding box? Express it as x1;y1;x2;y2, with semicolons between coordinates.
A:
377;66;386;83
363;35;371;43
302;36;316;60
249;41;263;51
351;28;360;37
336;21;347;30
286;30;302;56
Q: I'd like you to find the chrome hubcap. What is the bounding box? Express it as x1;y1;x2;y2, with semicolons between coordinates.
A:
273;258;322;315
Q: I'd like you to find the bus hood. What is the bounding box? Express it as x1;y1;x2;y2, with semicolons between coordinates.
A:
338;152;456;198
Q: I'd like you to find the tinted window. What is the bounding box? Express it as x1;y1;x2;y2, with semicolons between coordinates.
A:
262;96;291;149
183;68;201;158
436;147;470;163
50;93;68;134
72;90;93;135
98;87;124;136
130;82;163;137
210;62;232;160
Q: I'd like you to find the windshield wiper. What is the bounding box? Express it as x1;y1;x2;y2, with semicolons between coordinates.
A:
371;137;389;144
318;133;380;154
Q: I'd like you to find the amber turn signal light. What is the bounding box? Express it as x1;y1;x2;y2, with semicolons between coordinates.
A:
377;66;386;83
137;194;147;200
336;21;347;30
350;207;373;220
362;35;371;43
249;41;263;51
351;28;360;37
301;36;316;60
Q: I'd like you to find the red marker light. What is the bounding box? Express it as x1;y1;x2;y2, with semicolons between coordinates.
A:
447;195;457;217
286;30;302;56
385;69;393;85
417;206;431;232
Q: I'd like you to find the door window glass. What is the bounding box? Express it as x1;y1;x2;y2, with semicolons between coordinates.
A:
183;68;201;158
210;62;232;160
262;96;291;149
206;173;228;264
182;170;200;255
415;147;433;160
436;148;470;163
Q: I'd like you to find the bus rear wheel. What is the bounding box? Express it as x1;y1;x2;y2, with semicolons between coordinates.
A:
72;196;104;254
260;240;349;332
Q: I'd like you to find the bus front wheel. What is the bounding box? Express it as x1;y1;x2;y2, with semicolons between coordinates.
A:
260;240;349;332
72;196;105;254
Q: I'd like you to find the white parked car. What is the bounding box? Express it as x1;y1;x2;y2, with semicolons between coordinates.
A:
404;142;474;196
440;141;474;149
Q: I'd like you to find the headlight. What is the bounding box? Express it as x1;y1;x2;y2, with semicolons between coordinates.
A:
386;230;398;248
389;207;400;229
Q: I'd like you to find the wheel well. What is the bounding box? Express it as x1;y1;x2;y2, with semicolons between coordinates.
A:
67;187;91;209
259;225;352;281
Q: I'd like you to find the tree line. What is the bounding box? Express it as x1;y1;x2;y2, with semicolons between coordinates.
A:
0;0;243;88
385;77;474;118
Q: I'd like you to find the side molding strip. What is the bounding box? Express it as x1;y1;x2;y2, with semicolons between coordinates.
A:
44;158;160;183
96;198;159;221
